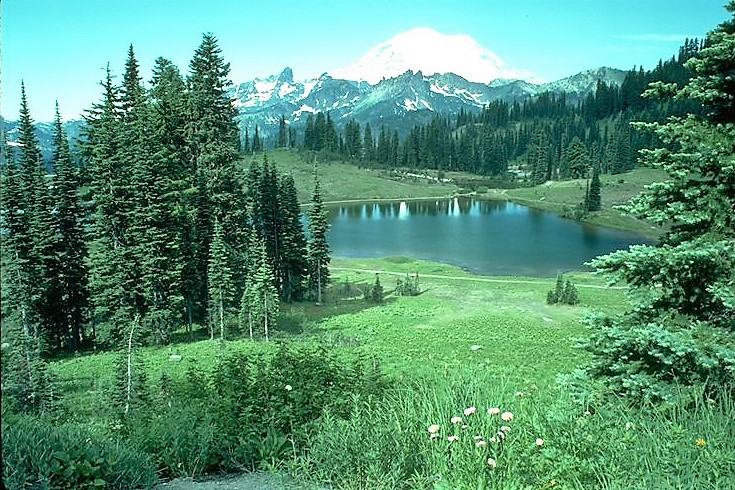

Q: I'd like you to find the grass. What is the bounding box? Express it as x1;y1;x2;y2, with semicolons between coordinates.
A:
484;167;667;239
50;257;618;417
30;256;735;489
248;149;460;204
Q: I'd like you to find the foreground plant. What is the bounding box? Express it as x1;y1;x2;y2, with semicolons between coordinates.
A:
582;4;735;403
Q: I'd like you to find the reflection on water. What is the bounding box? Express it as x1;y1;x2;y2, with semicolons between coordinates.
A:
325;197;651;277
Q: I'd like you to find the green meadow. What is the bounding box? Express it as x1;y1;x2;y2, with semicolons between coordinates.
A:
32;256;733;490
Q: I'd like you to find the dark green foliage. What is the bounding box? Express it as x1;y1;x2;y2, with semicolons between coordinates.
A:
207;218;234;340
307;166;331;303
2;415;156;489
396;273;421;296
583;8;735;402
585;165;602;212
367;274;384;303
111;344;387;478
547;274;578;305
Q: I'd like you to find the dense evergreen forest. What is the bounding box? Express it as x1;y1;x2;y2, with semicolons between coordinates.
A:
1;35;331;364
291;39;705;186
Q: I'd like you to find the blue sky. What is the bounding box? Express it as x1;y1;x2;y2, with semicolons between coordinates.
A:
2;0;730;122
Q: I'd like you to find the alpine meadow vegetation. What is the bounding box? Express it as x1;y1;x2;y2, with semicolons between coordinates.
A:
2;6;735;489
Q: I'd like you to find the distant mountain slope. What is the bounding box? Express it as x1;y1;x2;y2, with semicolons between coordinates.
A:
232;66;627;142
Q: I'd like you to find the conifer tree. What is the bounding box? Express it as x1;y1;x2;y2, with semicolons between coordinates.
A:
277;115;288;148
277;173;308;302
187;33;248;314
49;103;89;349
307;165;331;304
207;218;234;340
586;165;602;212
584;6;735;401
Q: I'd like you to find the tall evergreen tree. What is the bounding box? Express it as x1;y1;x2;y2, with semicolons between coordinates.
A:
187;33;248;313
586;165;602;212
277;173;308;302
49;103;89;350
307;165;331;304
207;218;234;340
583;7;735;401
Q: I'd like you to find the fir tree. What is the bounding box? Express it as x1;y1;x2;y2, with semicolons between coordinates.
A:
277;173;308;302
49;103;89;350
207;218;234;340
307;165;331;304
583;7;735;401
586;165;602;212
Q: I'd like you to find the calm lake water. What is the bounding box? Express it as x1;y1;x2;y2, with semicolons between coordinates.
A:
325;198;651;277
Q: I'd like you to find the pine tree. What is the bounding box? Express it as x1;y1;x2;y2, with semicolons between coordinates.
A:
207;218;234;340
84;64;136;346
586;165;602;212
367;273;384;303
277;115;288;148
187;33;248;315
150;57;200;335
49;103;89;350
242;236;279;341
583;7;735;401
277;173;308;302
307;165;331;304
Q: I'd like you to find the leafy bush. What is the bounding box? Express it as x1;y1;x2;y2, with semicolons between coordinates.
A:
2;415;156;489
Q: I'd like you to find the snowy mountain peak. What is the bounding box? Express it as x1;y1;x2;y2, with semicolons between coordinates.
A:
329;27;540;85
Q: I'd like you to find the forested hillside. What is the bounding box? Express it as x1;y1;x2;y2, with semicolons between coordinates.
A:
1;35;331;358
293;39;704;184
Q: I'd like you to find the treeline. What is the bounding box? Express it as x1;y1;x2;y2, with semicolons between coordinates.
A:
298;38;704;182
1;34;330;357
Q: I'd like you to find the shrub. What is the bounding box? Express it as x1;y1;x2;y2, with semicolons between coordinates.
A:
2;415;156;490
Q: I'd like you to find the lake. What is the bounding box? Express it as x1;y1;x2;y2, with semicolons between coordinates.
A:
325;197;651;276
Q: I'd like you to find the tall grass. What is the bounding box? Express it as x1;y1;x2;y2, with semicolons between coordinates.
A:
296;369;735;489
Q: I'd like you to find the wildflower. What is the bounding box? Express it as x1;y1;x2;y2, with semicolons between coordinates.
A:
448;435;459;443
487;457;497;468
536;438;544;447
496;431;506;441
625;422;634;430
696;438;707;448
515;391;524;397
473;435;483;441
475;440;487;448
461;424;469;430
285;384;293;391
501;411;514;422
450;416;463;424
430;433;440;440
428;424;440;434
464;406;477;416
488;436;498;443
583;410;592;417
488;407;501;416
500;425;511;433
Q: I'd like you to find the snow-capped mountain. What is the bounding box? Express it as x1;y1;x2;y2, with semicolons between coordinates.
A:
230;66;626;142
329;27;540;85
6;29;629;157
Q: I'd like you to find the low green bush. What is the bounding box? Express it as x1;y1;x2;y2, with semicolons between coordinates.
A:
2;415;156;489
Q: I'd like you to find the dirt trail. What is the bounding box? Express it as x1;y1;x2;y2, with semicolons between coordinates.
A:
154;472;321;490
331;267;627;290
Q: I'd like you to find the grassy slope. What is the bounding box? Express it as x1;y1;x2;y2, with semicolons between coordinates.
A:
484;167;667;239
51;258;625;418
249;150;460;204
